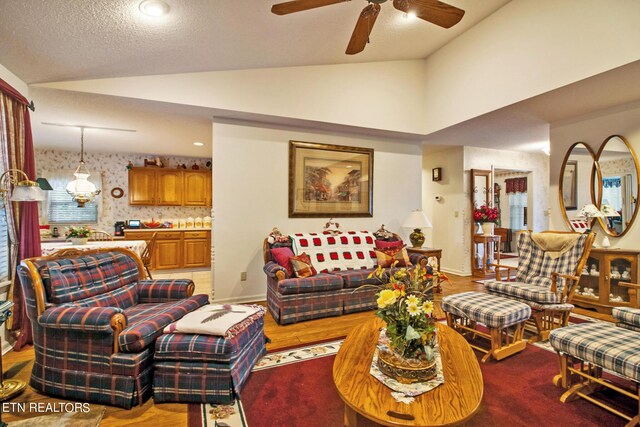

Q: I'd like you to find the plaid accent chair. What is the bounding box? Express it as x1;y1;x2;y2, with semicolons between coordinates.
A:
484;231;595;342
263;231;433;325
18;248;209;408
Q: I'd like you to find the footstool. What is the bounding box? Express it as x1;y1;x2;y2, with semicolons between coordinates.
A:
441;292;531;362
549;320;640;423
153;307;267;404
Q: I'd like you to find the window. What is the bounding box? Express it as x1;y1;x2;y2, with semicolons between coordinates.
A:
509;192;528;231
44;170;102;224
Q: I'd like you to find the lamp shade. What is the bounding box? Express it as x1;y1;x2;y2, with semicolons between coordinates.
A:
578;204;604;219
11;182;45;201
402;209;432;229
600;204;620;217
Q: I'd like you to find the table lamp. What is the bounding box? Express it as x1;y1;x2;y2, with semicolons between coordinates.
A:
402;209;432;248
600;204;620;248
577;203;604;220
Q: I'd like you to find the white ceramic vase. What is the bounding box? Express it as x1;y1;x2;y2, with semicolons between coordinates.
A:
481;222;495;236
70;237;89;245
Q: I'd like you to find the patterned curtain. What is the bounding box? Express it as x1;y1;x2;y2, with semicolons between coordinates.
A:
603;177;622;188
505;177;527;194
0;78;41;350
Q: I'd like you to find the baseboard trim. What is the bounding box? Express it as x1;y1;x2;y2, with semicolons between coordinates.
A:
441;267;469;276
212;294;266;304
2;340;12;356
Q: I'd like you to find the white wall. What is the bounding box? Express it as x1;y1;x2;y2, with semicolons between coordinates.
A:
40;60;427;135
212;121;422;303
423;146;549;276
550;101;640;247
422;0;640;133
422;146;466;275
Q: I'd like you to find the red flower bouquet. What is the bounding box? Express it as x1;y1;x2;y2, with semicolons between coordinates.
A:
473;205;499;223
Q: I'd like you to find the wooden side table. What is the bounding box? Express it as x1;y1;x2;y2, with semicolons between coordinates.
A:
0;300;26;404
472;235;501;277
407;247;443;292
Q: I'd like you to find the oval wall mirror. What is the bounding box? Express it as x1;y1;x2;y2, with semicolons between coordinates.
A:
559;142;599;231
594;135;640;237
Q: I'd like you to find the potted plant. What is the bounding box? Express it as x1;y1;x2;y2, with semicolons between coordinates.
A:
473;205;499;235
367;264;448;384
65;226;91;245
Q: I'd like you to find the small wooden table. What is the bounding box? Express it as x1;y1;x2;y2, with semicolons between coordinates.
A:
406;247;443;292
472;235;501;277
333;318;483;427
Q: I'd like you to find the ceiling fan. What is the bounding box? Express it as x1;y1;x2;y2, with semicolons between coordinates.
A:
271;0;465;55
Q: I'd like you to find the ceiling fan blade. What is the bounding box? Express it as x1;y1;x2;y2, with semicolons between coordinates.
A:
271;0;350;15
393;0;465;28
346;3;381;55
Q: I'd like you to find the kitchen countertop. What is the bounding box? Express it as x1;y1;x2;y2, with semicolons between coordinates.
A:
124;228;211;232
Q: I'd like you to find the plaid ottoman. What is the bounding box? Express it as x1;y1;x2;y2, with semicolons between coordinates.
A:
549;322;640;423
441;291;531;362
153;309;267;404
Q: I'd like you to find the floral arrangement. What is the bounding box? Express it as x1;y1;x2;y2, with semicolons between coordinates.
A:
368;264;448;360
473;205;499;223
65;226;91;239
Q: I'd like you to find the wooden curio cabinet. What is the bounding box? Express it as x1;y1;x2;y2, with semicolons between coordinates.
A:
574;248;640;314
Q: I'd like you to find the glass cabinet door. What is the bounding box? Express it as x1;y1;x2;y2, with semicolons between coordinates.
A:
609;257;632;304
577;256;601;300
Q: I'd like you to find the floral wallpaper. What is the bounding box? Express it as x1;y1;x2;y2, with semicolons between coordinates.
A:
600;157;635;177
35;149;212;233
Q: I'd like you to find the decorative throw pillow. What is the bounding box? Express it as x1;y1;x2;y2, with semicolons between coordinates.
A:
271;247;295;276
375;247;412;268
375;239;404;249
290;253;318;278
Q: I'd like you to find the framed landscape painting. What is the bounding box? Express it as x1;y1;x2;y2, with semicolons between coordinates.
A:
289;141;373;218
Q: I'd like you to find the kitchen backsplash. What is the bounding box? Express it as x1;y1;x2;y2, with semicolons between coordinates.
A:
35;149;212;233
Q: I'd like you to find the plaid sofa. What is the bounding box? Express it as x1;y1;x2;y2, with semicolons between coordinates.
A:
264;231;431;325
18;248;209;408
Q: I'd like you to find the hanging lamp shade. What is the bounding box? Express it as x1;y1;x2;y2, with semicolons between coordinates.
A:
67;128;101;207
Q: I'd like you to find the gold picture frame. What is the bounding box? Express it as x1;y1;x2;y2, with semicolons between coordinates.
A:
289;141;373;218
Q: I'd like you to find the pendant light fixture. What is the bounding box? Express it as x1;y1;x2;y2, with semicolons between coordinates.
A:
66;127;101;207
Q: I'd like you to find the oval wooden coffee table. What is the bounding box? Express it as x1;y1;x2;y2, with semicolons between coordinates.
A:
333;318;483;426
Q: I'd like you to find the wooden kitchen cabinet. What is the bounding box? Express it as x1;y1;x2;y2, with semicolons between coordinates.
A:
183;231;211;267
574;248;639;314
156;170;183;206
128;167;211;207
128;169;156;205
183;171;211;207
125;229;211;270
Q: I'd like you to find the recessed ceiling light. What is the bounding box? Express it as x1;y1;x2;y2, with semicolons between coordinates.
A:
193;142;204;146
404;11;417;20
139;0;170;17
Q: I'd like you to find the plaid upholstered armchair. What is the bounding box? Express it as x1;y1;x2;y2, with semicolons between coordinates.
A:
17;248;209;408
485;231;595;342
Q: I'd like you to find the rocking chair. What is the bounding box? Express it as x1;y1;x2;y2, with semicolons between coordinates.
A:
486;230;596;342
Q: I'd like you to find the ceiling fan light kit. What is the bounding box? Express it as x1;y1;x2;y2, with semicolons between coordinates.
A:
271;0;465;54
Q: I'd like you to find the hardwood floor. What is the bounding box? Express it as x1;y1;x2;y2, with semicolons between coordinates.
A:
0;273;614;426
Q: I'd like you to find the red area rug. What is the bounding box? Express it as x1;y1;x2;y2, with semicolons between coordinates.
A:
189;339;630;427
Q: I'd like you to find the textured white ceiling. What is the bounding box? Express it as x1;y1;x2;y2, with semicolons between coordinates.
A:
0;0;509;84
